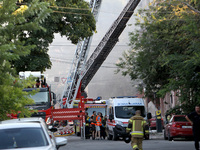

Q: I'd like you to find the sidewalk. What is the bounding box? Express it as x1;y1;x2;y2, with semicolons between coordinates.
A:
149;130;164;140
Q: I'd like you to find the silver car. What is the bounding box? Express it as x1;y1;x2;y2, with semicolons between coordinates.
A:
0;118;67;150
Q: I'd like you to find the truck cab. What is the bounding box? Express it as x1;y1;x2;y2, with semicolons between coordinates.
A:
23;87;56;125
106;96;149;140
16;71;56;125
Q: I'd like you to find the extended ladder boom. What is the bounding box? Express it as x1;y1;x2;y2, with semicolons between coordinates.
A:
81;0;141;91
61;0;102;108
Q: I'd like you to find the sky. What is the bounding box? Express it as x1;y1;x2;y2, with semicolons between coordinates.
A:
44;0;151;100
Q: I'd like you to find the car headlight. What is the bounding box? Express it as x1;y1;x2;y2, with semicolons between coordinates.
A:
115;120;123;126
46;117;51;125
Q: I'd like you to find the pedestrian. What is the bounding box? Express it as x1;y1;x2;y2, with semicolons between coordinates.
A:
126;110;146;150
91;111;97;140
85;112;90;139
100;113;106;139
185;105;200;150
95;112;102;140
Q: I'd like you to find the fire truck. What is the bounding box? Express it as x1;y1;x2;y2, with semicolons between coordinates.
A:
17;71;56;125
8;1;142;139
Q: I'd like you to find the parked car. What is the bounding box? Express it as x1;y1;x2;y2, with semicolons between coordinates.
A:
0;117;67;149
164;115;193;141
149;117;164;130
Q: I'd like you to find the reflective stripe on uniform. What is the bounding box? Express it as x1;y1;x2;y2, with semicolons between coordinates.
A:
130;131;144;136
129;119;133;123
133;145;138;149
131;132;144;136
145;130;149;133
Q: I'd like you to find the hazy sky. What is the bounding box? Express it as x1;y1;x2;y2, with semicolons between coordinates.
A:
44;0;150;100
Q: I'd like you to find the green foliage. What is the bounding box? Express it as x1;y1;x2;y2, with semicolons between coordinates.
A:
116;0;200;111
0;0;51;120
13;0;96;73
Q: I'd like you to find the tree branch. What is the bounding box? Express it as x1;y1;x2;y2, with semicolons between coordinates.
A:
182;2;200;15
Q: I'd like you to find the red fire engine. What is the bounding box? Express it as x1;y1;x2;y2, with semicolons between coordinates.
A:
9;71;56;125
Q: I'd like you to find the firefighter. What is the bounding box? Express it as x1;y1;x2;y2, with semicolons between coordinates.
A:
91;111;97;140
100;112;106;139
85;112;90;139
126;110;146;150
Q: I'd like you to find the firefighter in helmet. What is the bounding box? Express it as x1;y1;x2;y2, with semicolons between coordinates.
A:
85;112;91;139
126;110;146;150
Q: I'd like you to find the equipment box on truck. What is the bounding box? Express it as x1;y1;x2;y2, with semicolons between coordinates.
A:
106;96;149;140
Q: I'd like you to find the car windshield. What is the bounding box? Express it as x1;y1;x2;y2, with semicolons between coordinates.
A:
115;106;145;119
29;91;49;104
174;116;188;122
0;127;49;149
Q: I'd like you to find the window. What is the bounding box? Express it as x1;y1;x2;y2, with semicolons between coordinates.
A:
0;127;49;149
29;91;49;104
174;116;187;122
115;106;145;119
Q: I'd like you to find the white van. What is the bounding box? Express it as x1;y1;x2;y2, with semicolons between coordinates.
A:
106;96;149;140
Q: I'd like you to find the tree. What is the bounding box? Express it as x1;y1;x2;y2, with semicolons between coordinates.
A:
0;0;51;120
12;0;96;73
116;0;200;113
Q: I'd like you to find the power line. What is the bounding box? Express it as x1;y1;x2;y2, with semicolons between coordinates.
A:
52;10;91;16
49;5;90;11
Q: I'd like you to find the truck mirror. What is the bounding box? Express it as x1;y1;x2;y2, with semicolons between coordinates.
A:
53;93;56;99
53;99;57;105
147;113;152;120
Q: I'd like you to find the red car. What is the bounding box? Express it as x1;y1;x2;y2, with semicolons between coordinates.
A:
149;117;164;130
164;115;193;141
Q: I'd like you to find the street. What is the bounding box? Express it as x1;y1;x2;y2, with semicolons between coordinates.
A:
60;134;194;150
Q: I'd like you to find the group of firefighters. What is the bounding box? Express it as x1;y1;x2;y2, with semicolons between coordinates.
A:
85;111;106;140
84;109;146;150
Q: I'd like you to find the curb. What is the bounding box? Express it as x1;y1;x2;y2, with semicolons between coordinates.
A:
149;130;164;140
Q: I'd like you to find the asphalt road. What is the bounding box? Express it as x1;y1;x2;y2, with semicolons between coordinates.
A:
60;135;195;150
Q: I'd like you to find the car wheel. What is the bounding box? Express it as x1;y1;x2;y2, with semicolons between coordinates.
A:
164;130;168;140
107;133;113;140
113;130;118;141
168;131;173;141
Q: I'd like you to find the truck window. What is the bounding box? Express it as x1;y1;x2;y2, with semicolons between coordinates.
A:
28;91;49;104
115;106;145;119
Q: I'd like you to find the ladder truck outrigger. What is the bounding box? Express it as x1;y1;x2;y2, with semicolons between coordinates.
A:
51;0;142;138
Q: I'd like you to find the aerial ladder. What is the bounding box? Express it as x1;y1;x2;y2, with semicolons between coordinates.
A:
61;0;141;108
52;0;141;138
61;0;102;108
